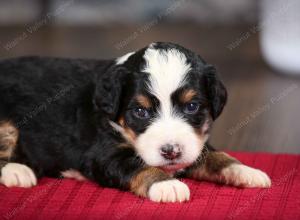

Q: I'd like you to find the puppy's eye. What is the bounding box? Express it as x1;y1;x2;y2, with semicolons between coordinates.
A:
183;102;199;114
133;107;150;119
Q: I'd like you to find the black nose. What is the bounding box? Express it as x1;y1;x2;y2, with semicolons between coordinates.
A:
160;144;181;160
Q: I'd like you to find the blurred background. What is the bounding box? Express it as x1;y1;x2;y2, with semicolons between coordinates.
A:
0;0;299;153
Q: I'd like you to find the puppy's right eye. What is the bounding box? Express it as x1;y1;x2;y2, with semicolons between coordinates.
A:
183;102;199;114
133;107;150;119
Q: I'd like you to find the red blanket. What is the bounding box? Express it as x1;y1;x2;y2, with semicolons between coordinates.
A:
0;152;299;220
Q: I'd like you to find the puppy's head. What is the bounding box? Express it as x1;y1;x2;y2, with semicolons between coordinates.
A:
95;42;227;172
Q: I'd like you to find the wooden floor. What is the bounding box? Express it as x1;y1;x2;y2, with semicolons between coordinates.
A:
0;24;299;153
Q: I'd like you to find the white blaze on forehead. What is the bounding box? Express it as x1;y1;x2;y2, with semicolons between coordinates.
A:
142;48;191;116
116;51;135;65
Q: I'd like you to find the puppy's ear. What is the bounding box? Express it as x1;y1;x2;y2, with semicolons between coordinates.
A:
94;65;128;120
203;65;227;120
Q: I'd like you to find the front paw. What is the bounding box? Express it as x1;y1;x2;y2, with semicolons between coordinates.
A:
148;179;190;202
221;164;271;188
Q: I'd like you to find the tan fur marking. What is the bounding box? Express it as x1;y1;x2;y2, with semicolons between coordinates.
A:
123;127;137;143
0;121;19;159
204;151;239;174
180;89;197;103
136;95;152;109
118;117;137;144
118;143;133;148
188;151;240;183
118;117;125;127
129;167;171;197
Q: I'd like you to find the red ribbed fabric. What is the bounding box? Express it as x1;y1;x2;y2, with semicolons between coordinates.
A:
0;152;299;220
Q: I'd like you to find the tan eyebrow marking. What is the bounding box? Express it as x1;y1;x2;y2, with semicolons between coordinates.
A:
136;95;152;109
179;89;197;103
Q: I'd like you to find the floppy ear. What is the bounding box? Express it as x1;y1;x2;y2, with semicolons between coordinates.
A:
94;65;128;120
203;65;227;120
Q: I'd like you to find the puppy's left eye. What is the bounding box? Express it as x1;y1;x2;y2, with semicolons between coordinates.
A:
183;102;199;114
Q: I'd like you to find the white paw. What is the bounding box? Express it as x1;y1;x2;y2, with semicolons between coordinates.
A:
222;164;271;188
148;179;190;203
61;169;87;181
0;163;37;188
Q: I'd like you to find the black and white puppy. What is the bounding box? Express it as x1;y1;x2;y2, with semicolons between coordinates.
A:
0;42;271;202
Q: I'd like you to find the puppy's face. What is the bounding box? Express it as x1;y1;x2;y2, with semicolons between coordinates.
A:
97;43;227;172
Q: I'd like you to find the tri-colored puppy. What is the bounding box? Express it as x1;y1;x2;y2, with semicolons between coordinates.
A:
0;42;271;202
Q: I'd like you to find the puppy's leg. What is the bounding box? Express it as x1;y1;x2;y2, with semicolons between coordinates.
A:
187;146;271;188
0;121;37;188
129;167;190;202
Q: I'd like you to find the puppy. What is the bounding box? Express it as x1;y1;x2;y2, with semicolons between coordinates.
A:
0;42;271;202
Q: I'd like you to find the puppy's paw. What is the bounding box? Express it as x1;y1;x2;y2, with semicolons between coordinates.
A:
61;169;87;181
148;179;190;202
222;164;271;188
0;163;37;188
